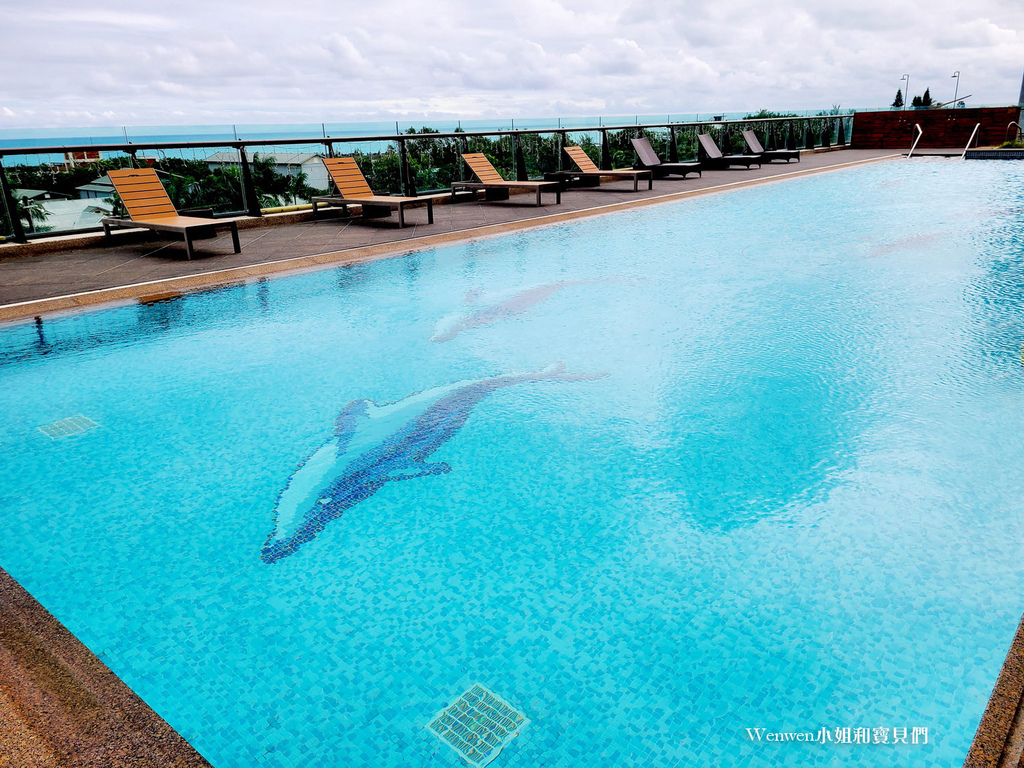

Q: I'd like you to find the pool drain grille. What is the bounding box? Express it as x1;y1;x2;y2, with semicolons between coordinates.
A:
428;684;528;766
38;415;97;439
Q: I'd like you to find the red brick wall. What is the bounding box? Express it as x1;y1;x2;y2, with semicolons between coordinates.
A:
850;106;1020;149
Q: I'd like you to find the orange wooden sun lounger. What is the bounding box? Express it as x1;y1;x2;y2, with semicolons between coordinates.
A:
559;146;652;191
102;168;242;260
452;153;561;206
312;157;433;228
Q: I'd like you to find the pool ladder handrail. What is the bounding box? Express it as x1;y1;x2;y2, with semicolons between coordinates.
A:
961;123;982;159
906;124;924;159
1006;121;1022;144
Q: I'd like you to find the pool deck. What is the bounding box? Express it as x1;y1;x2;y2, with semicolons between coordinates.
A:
3;145;1022;767
0;148;902;323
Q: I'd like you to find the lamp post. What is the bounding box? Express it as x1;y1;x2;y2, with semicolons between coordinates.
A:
901;74;910;110
951;71;960;107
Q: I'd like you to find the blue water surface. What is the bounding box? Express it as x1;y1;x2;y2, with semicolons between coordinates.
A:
1;157;1023;766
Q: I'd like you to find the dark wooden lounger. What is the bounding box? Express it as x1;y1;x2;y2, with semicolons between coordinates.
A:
630;137;702;179
452;153;561;206
103;168;242;260
742;130;800;163
552;146;652;191
697;133;762;169
312;157;432;228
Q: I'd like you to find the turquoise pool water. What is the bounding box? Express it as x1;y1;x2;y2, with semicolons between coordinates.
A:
2;158;1023;766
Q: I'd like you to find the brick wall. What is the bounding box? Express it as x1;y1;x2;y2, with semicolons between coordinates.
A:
850;106;1020;149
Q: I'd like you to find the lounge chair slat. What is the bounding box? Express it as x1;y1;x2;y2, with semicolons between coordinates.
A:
117;190;175;203
127;201;177;214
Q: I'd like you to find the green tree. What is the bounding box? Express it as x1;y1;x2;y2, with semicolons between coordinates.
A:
892;89;904;108
911;88;933;108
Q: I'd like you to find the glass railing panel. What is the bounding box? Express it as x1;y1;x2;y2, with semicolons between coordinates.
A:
400;132;463;193
1;150;136;237
245;142;330;208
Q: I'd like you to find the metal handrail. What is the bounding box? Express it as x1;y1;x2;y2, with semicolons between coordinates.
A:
1006;122;1022;143
961;123;982;159
0;113;851;244
907;124;924;158
0;114;839;158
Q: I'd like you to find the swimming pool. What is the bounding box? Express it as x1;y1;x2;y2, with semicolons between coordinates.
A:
1;157;1022;766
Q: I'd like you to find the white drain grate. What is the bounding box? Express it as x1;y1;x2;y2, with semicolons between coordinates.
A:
428;684;528;766
38;415;98;439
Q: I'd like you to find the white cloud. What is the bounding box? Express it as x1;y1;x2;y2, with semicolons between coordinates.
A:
0;0;1021;130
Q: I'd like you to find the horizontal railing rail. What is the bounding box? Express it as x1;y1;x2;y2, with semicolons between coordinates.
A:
0;113;854;243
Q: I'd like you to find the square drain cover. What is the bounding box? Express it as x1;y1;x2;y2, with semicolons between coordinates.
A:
38;415;98;439
428;684;528;766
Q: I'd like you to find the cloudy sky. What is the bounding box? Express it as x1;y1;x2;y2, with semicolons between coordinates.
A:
1;0;1022;130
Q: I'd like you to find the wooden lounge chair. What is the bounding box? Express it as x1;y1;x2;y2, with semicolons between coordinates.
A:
630;137;702;179
741;130;800;163
102;168;241;260
558;146;652;191
312;157;432;228
696;133;761;169
452;153;561;206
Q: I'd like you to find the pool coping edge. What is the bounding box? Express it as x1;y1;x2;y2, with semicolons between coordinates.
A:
964;612;1024;767
0;566;212;767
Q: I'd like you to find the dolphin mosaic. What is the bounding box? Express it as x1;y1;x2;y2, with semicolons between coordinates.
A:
261;363;605;563
430;280;609;342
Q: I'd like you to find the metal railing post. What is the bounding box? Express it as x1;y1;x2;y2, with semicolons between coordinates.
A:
558;131;567;171
237;146;262;217
600;129;612;170
323;141;335;159
398;137;416;196
0;159;28;243
513;133;528;181
460;136;471;181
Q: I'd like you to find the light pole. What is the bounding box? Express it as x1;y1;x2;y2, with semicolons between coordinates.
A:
901;74;910;110
951;71;960;107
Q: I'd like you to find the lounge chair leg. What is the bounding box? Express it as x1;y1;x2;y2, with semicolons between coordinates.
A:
536;189;542;206
398;205;405;228
312;201;318;220
102;221;111;239
184;231;194;260
427;199;434;225
556;189;561;204
648;176;653;190
230;223;241;254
